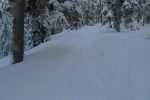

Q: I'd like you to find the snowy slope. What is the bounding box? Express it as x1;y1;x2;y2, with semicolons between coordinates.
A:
0;24;150;100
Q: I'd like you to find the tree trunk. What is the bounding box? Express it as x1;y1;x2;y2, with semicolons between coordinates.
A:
114;0;121;32
137;0;141;24
12;0;25;64
143;10;145;26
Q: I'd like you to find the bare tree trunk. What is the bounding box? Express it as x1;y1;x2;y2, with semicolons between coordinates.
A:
137;0;141;24
100;0;103;23
114;0;121;32
12;0;25;64
143;10;145;26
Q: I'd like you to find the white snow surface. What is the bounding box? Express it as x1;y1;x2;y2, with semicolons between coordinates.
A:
0;24;150;100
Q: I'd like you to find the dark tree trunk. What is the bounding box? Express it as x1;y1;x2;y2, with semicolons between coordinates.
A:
143;10;145;26
12;0;25;64
114;0;121;32
137;0;141;24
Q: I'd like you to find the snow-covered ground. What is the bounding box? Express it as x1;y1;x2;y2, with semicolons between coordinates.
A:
0;24;150;100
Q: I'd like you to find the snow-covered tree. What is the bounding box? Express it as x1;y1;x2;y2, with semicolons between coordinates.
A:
101;0;141;31
24;0;71;49
79;0;101;25
101;0;120;31
62;0;82;29
24;0;47;49
122;0;140;31
0;0;13;58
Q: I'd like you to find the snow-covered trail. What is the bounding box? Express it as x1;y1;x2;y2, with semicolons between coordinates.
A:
0;24;150;100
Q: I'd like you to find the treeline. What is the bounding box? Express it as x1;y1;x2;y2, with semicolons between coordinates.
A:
0;0;149;60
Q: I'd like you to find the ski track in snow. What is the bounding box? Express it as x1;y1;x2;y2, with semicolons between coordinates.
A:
0;24;150;100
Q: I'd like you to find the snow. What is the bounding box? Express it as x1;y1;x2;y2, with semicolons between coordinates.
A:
0;55;12;69
106;11;113;17
0;24;150;100
64;1;73;9
123;0;130;6
123;0;131;9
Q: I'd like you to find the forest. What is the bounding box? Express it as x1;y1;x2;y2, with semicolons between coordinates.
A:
0;0;150;63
